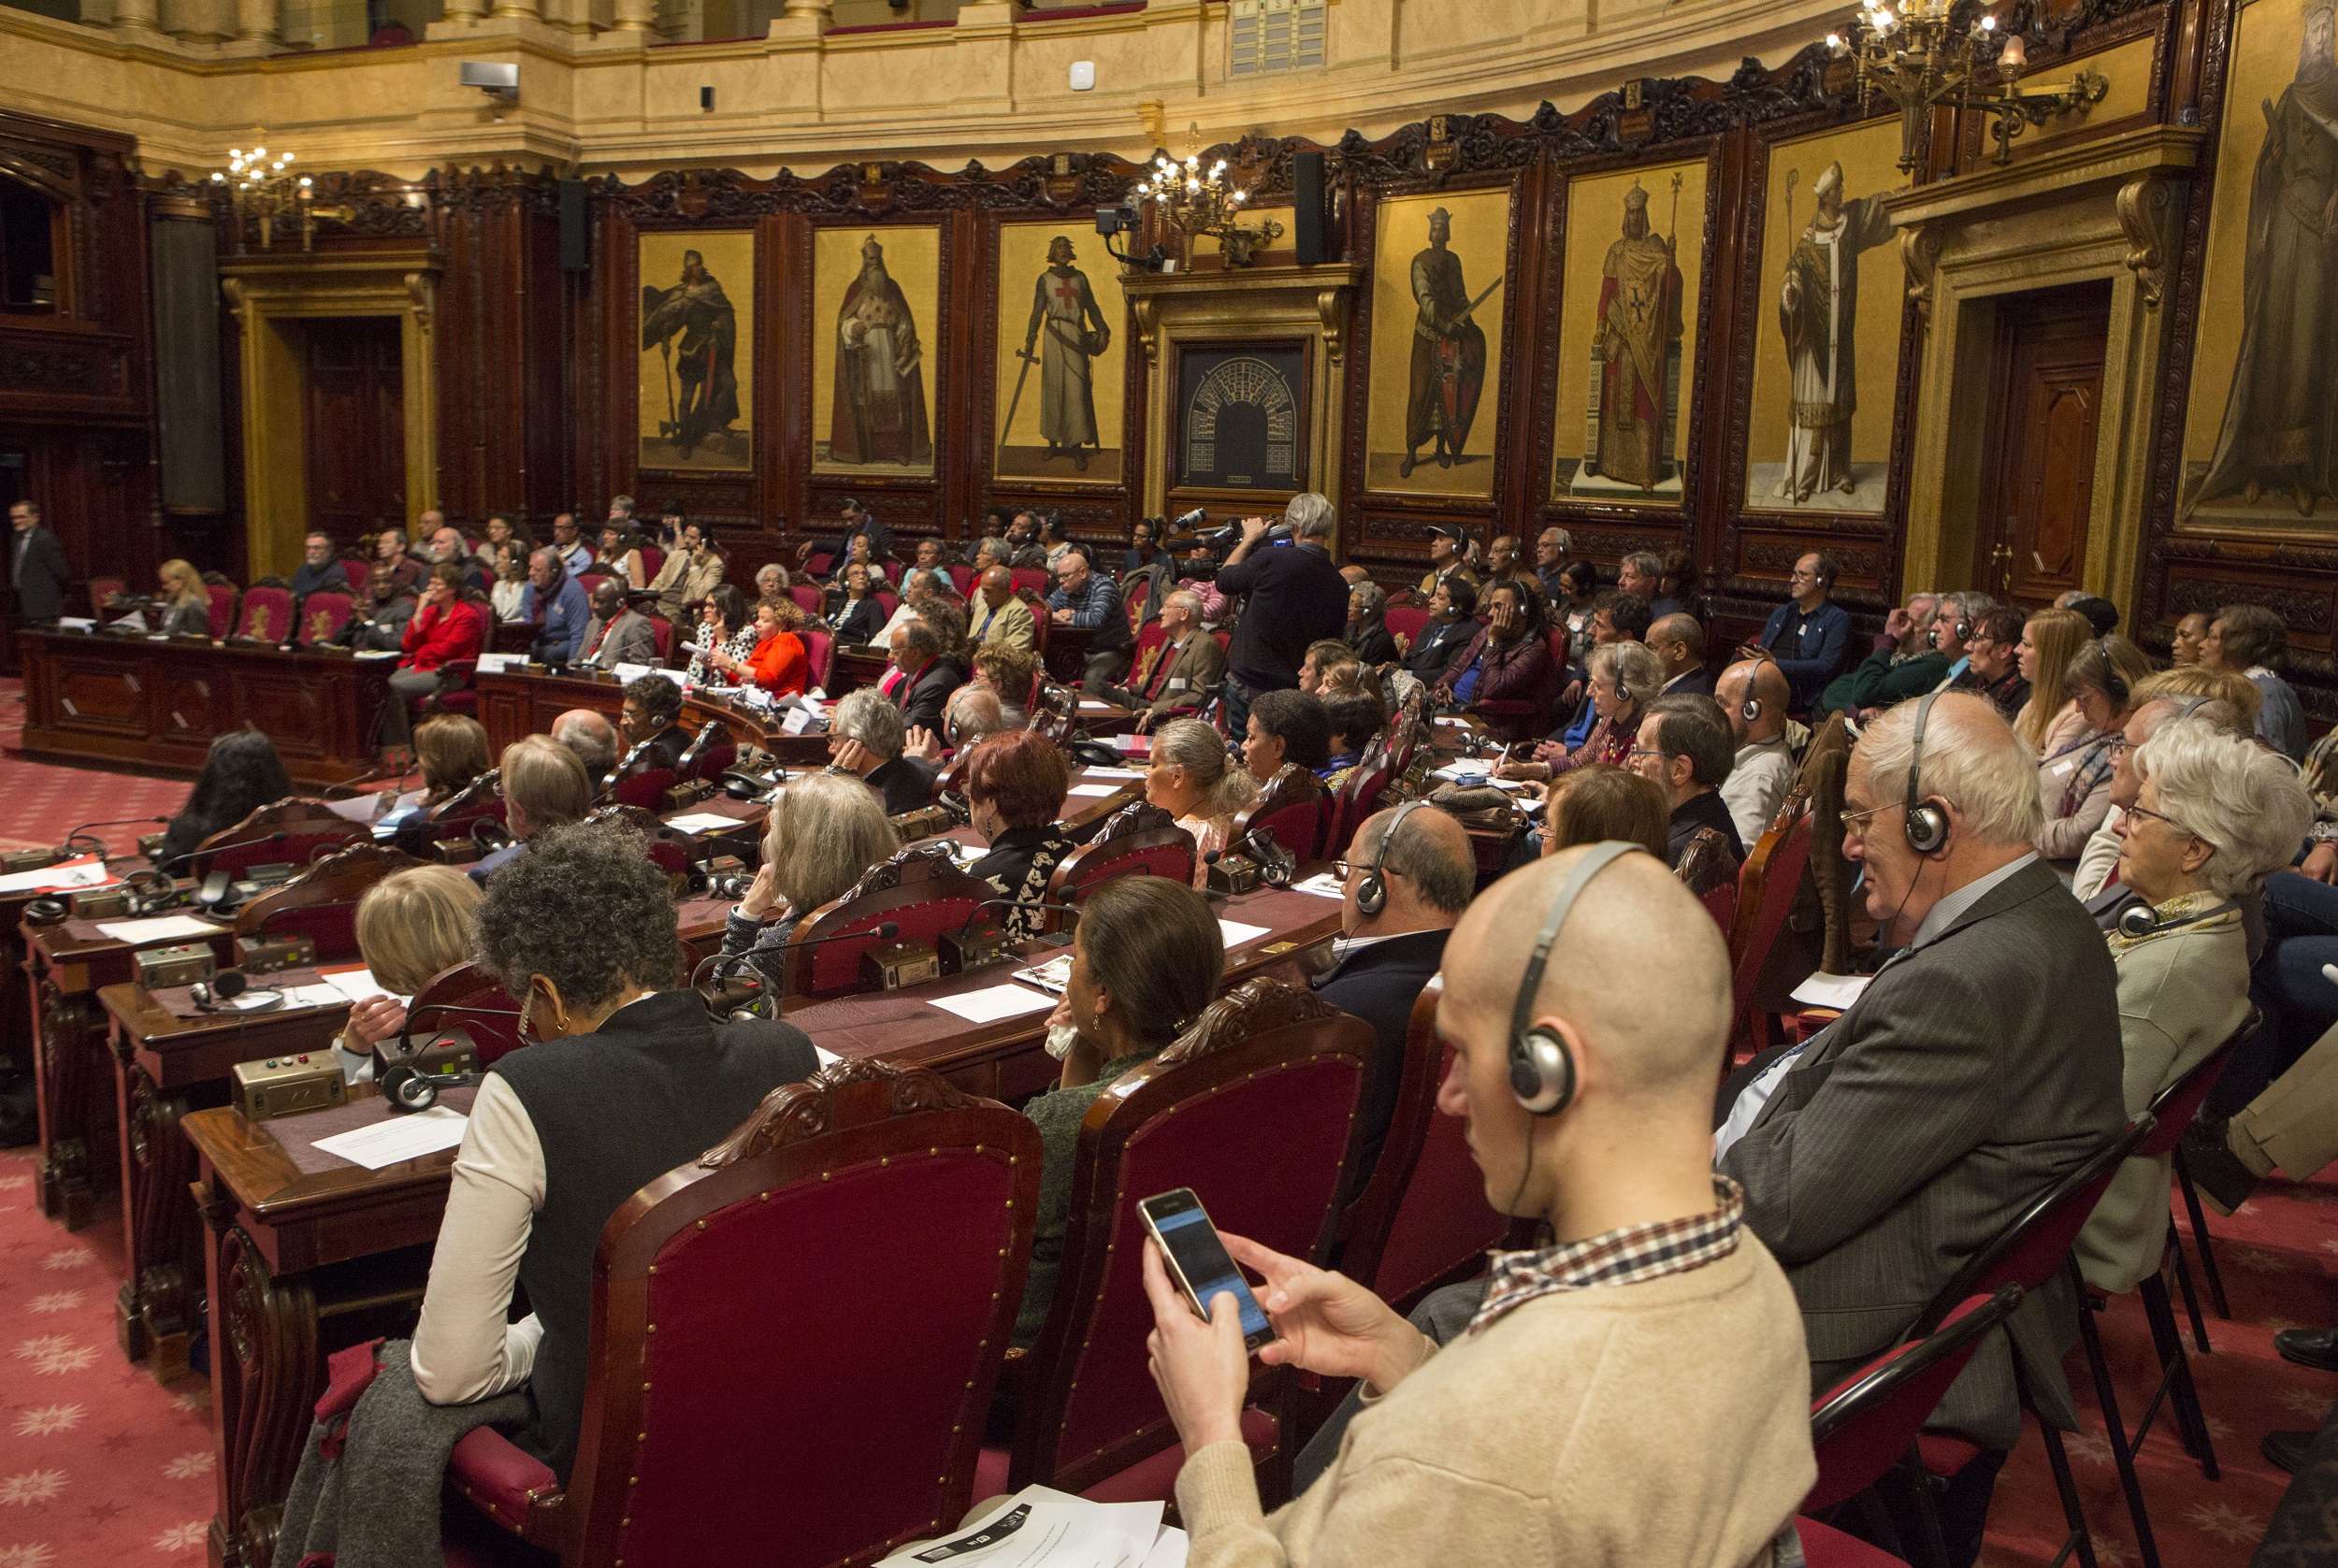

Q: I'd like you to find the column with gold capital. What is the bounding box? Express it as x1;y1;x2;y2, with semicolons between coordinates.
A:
109;0;162;35
442;0;489;22
490;0;541;21
235;0;278;45
612;0;660;31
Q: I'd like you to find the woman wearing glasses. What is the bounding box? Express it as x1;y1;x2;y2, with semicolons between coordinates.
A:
2034;634;2152;871
2072;721;2310;1294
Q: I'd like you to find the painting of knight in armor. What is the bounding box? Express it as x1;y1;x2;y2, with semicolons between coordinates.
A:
1364;187;1513;498
638;230;752;471
993;222;1126;484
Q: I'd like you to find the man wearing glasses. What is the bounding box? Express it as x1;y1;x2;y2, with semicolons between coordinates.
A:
1716;691;2125;1562
1739;550;1849;715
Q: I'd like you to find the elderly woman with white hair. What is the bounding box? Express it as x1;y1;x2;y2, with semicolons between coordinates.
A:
1499;640;1664;783
2074;720;2314;1294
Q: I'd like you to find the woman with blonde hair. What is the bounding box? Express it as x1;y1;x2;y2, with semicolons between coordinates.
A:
335;864;484;1080
156;558;212;638
413;714;492;807
1143;717;1260;888
469;735;592;884
716;770;899;988
2012;606;2093;755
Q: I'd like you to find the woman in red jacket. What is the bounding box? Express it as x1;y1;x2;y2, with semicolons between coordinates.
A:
386;563;486;746
710;595;811;698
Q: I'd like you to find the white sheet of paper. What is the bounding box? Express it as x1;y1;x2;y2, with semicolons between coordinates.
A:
310;1105;469;1171
1218;919;1272;949
1065;783;1123;798
1107;734;1149;753
815;1045;843;1067
354;649;400;660
1077;699;1112;711
1789;971;1873;1011
1137;1530;1189;1568
611;661;657;684
474;652;524;674
665;813;746;834
781;707;813;735
928;984;1058;1025
57;617;95;633
325;793;387;823
315;965;404;1006
1289;872;1347;900
94;913;222;943
278;983;353;1011
874;1486;1161;1568
0;856;111;894
1081;767;1146;781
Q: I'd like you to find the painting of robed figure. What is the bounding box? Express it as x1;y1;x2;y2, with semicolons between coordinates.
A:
637;230;753;471
815;226;940;474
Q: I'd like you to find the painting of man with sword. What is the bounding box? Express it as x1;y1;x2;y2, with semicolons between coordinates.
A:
638;237;748;469
1008;235;1113;472
1401;206;1498;479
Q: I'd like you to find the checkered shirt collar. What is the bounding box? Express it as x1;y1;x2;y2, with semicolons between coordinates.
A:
1467;1176;1746;1336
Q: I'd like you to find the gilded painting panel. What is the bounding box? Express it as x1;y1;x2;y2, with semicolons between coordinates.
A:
2179;0;2338;529
1363;187;1512;498
1741;117;1908;515
992;222;1126;484
637;229;753;471
1551;158;1710;507
812;224;942;477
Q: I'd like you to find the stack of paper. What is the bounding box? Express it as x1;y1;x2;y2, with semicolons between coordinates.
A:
0;855;115;895
929;983;1058;1025
315;965;409;1006
311;1105;469;1171
875;1486;1185;1567
95;913;222;943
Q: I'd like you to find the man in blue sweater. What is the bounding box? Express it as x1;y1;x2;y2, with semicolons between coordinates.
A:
1739;550;1850;715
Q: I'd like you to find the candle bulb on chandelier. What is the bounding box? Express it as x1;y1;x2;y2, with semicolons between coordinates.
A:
1999;33;2026;67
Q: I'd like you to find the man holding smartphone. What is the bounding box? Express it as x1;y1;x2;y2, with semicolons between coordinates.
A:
1142;846;1814;1565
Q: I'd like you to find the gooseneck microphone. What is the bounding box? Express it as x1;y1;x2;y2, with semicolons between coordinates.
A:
156;829;291;877
688;919;904;991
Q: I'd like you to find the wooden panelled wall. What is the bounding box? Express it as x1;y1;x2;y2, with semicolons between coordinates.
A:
15;0;2338;720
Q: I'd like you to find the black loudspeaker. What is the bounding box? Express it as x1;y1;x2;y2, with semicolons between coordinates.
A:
1293;151;1326;266
560;179;589;274
151;211;226;513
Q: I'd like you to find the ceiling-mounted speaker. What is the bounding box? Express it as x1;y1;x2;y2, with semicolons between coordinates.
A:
1293;151;1326;266
559;179;588;274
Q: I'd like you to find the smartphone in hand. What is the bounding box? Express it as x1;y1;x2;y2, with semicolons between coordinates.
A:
1139;1187;1276;1351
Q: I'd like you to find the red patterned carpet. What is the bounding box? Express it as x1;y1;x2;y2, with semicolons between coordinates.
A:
0;679;191;854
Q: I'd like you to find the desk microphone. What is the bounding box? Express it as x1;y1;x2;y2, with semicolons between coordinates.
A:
688;918;902;991
156;829;291;878
192;970;283;1014
1205;826;1298;888
58;815;172;859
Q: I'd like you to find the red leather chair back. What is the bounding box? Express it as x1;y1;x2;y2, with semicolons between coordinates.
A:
88;576;124;617
549;1061;1043;1567
1806;1285;2026;1510
1385;604;1432;655
576;570;614;603
805;551;833;578
1044;813;1196;906
1726;801;1812;1042
583;804;694;883
1229;764;1324;863
1123;621;1170;694
232;842;423;962
1011;568;1050;597
403;960;527;1065
339;558;370;594
1342;982;1510;1312
639;545;664;582
875;589;900;619
1012;981;1372;1496
410;769;505;851
297;590;354;647
1700;880;1738;934
946;565;974;597
783;847;997;999
611;767;675;811
238;585;293;642
205;581;238;640
192;798;370;880
787;583;823;620
798;627;834;690
674;721;738;785
648;615;674;663
1320;750;1393;860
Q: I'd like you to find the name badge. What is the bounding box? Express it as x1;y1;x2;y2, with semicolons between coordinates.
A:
1168;678;1188;692
2052;758;2077;777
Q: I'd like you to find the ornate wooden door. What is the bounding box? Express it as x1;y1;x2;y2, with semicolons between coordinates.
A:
301;315;405;541
1975;282;2111;610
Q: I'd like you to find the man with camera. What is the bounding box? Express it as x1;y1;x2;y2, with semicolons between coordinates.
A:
1211;493;1350;737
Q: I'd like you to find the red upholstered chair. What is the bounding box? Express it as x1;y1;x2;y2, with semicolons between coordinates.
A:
88;576;124;617
1229;764;1325;864
1725;798;1812;1060
874;589;900;619
946;564;974;597
189;798;371;880
238;585;294;643
445;1059;1044;1567
1336;979;1514;1315
1384;604;1432;656
782;845;997;999
296;590;354;647
1465;626;1565;742
1320;744;1395;861
985;979;1374;1504
798;627;834;692
1802;1285;2025;1562
647;615;674;665
397;769;505;857
231;842;423;962
787;583;823;620
401;963;525;1066
673;720;738;785
203;578;238;640
1044;803;1196;907
1797;1517;1914;1568
639;545;664;582
583;804;693;884
804;551;833;577
1122;621;1170;696
339;558;370;593
1909;1115;2158;1568
575;571;613;604
1011;567;1050;598
1025;593;1052;662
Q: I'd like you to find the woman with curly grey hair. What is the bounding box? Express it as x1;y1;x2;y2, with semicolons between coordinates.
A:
411;821;817;1480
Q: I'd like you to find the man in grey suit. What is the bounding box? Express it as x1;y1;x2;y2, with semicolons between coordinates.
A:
1717;691;2125;1564
10;499;71;626
578;578;660;671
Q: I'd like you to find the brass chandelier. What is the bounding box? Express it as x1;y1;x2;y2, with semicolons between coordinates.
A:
209;143;353;252
1133;125;1285;268
1826;2;2108;171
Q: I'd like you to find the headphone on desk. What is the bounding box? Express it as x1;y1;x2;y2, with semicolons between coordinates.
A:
1903;690;1952;856
1355;799;1426;919
1508;841;1644;1115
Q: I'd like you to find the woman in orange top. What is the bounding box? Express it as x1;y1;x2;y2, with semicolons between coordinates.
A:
712;595;810;697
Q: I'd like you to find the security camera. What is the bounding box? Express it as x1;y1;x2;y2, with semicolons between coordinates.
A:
460;61;518;103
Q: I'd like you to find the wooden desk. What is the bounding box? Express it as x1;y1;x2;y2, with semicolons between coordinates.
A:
18;630;396;787
101;979;350;1384
177;878;1340;1568
22;910;238;1231
472;669;834;769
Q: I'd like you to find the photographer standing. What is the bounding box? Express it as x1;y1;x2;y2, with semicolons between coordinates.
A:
1212;493;1349;737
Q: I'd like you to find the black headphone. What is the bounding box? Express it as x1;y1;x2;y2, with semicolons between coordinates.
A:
1903;690;1952;856
1509;841;1644;1115
1355;799;1426;919
2097;639;2129;708
2116;897;2231;941
1740;695;1762;723
380;1062;486;1114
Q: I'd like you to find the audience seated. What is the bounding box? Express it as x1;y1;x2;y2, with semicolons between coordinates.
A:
1298;638;1364;699
1344;579;1398;666
550;708;619;791
2202;601;2308;761
158;729;295;869
1046;546;1133;693
1399;578;1479;683
1615;550;1677;619
1179;847;1813;1564
2010;605;2091;759
1537;763;1668;859
683;584;755;686
1741;550;1849;712
1632;695;1744;893
333;864;483;1081
891;617;967;733
1435;578;1552;741
375;528;425;591
488;542;530;623
382;564;487;745
577;578;657;671
1013;876;1223;1347
1550;559;1599;642
2035;634;2151;869
1951;605;2031;722
2069;668;2259;903
406;714;490;813
1818;589;1952;718
547;513;593;576
1112;587;1223;726
1551;591;1650;739
967;565;1036;654
2170;611;2212;667
971;644;1040;728
618;673;689;774
1141;718;1258;886
906;682;1009;762
1504;640;1660;782
470;735;591;883
153;558;212;638
645;519;726;621
825;561;885;646
716;770;901;989
521;549;592;665
1320;688;1386;791
962;729;1075;939
828;686;934;816
2074;722;2309;1294
1715;658;1801;849
1316;802;1471;1182
1716;692;2125;1562
289;531;343;599
1241;687;1333;784
1648;611;1711;698
411;821;819;1480
737;597;812;697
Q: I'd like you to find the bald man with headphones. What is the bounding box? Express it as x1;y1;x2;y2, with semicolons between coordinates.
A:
1144;846;1815;1567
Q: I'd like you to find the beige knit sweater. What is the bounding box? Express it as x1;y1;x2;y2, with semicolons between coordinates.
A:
1175;1235;1815;1568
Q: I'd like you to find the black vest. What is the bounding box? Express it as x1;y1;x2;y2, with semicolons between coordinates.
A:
492;990;817;1479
